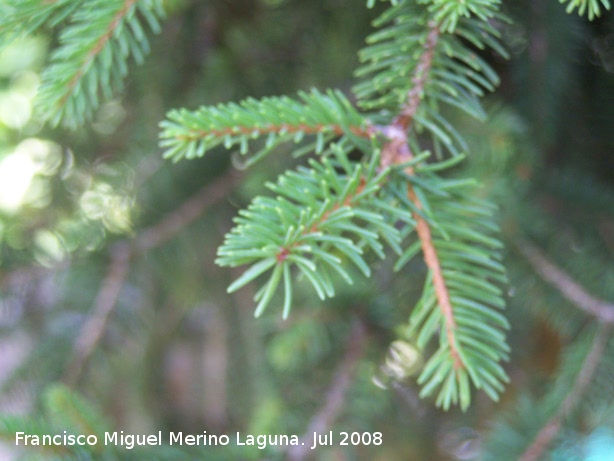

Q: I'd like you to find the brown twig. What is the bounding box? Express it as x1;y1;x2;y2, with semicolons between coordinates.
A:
286;318;368;461
177;122;372;143
64;170;239;383
395;22;440;131
377;22;463;369
519;325;611;461
515;239;614;325
515;238;614;460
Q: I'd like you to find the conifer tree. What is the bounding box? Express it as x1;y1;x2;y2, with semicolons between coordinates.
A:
0;0;613;460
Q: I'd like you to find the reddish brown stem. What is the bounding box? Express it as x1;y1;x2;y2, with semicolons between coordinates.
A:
378;22;462;368
408;185;461;368
177;122;372;142
395;22;440;131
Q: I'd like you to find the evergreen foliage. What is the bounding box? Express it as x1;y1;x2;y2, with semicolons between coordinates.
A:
1;0;165;127
0;0;85;43
160;90;369;163
0;0;613;460
217;145;399;319
353;0;508;159
160;0;511;411
156;2;508;409
559;0;611;19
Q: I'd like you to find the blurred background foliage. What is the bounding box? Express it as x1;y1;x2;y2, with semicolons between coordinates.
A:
0;0;613;460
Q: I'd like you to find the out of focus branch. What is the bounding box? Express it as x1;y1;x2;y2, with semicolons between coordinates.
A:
515;239;614;324
64;242;131;384
287;318;368;461
519;325;611;461
64;170;239;383
515;237;613;460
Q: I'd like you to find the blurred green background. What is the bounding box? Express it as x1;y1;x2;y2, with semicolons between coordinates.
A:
0;1;613;459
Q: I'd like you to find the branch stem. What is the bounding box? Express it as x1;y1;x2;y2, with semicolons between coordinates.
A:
409;185;460;367
177;123;372;143
276;176;368;262
515;239;614;324
378;21;461;368
395;22;440;131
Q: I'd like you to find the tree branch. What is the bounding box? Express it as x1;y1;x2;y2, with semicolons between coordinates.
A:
177;122;372;143
515;237;614;460
519;325;612;461
514;239;614;325
377;21;462;369
276;176;369;263
395;21;440;131
58;0;140;109
64;170;239;383
286;318;368;461
410;184;460;368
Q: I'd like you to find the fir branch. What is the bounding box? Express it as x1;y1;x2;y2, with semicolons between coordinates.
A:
380;138;463;371
393;166;509;409
355;3;505;156
36;0;165;126
410;187;462;367
160;89;372;163
58;0;140;106
217;146;408;318
515;239;614;325
159;0;510;411
373;12;509;408
354;2;432;113
519;325;612;461
287;318;367;461
378;17;460;369
384;19;464;368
